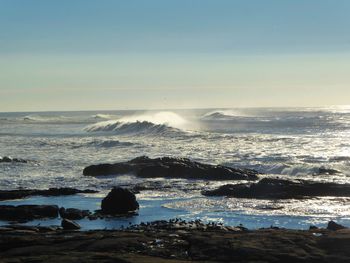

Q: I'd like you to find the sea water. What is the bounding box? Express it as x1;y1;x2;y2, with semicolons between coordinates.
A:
1;107;350;229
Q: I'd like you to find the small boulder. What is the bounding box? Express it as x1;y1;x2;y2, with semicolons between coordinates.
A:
327;221;347;231
61;219;81;230
101;187;139;215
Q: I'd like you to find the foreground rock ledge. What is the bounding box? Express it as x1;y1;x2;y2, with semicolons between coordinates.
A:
83;156;260;181
202;178;350;199
0;223;350;262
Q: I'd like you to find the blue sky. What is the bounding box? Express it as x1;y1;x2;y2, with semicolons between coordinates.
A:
1;0;350;111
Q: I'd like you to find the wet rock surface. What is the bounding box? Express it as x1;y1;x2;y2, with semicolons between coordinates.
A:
101;187;139;215
0;205;59;221
0;220;350;262
0;187;98;201
202;178;350;199
83;156;260;181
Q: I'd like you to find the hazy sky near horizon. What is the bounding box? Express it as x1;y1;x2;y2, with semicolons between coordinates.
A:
1;0;350;112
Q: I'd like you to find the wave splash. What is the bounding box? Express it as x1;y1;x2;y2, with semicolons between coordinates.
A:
85;111;188;136
201;110;249;120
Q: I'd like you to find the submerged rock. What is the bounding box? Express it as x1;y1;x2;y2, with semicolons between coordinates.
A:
202;178;350;199
0;205;59;221
61;219;81;230
83;156;260;181
0;188;98;201
101;187;139;215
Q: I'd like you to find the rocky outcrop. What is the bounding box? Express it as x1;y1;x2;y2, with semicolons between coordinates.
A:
101;187;139;215
327;221;347;231
202;178;350;199
83;156;260;181
0;188;98;201
0;156;28;163
0;205;59;221
61;219;81;230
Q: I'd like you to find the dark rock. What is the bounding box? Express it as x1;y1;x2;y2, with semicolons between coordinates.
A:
202;178;350;199
83;156;260;181
59;207;91;220
0;205;59;221
0;187;98;201
61;219;81;230
0;156;28;163
1;156;12;162
101;187;139;215
327;221;347;231
1;225;350;262
318;167;340;175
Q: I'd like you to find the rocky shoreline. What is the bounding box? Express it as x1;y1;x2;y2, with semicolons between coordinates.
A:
0;219;350;262
1;156;350;262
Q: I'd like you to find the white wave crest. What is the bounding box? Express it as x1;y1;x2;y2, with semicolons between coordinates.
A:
201;110;247;120
118;111;187;128
90;114;116;120
245;163;342;177
22;115;70;123
85;111;189;136
85;120;184;135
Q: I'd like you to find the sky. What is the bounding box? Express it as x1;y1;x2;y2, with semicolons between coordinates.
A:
0;0;350;112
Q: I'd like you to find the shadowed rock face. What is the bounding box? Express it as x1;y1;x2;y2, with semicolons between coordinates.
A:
101;187;139;215
0;205;59;221
0;188;98;201
83;156;260;181
202;178;350;199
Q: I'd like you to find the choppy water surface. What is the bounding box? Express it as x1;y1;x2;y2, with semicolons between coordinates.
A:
1;107;350;229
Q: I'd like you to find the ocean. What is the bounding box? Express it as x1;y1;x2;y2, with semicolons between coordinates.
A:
1;107;350;230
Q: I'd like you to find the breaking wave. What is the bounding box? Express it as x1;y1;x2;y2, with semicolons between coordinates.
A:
20;114;89;124
201;110;244;120
22;115;70;122
85;111;190;136
90;114;117;120
235;163;343;177
85;120;186;136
